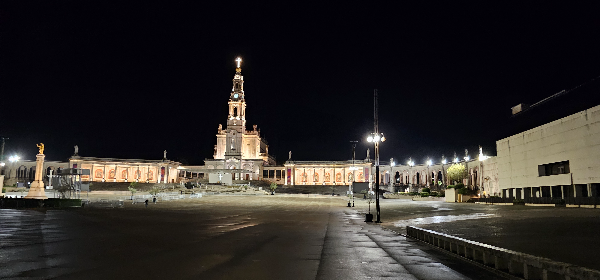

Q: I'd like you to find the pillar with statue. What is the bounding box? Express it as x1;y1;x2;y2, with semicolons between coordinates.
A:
25;143;48;199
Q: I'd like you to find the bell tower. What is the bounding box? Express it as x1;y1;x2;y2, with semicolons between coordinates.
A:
227;57;246;131
225;57;246;158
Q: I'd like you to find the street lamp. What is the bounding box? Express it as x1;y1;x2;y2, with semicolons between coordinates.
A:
349;141;358;207
367;131;385;223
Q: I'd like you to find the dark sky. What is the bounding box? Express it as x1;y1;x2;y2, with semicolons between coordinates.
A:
1;2;600;165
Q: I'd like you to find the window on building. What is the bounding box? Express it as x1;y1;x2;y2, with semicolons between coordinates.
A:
538;161;570;176
276;170;282;179
263;170;268;178
269;170;275;178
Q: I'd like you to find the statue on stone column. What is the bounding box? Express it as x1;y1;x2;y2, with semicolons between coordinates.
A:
36;143;44;155
289;151;292;160
366;148;370;159
164;150;167;159
218;124;222;133
479;145;483;156
465;149;468;159
74;145;79;155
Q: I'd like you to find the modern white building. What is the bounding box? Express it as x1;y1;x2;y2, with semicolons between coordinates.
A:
496;104;600;199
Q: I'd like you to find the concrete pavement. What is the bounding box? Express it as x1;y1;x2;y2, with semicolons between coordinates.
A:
0;196;509;279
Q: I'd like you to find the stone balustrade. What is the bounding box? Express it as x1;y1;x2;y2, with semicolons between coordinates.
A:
406;226;600;280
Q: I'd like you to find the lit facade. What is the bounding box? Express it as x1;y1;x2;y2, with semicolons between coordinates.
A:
203;58;275;181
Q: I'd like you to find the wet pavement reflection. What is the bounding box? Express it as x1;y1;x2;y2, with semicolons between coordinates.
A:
379;200;600;271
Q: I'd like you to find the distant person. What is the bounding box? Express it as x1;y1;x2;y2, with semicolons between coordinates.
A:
153;196;156;203
145;199;148;207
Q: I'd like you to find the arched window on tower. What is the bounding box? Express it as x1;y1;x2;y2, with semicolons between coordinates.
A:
233;107;237;117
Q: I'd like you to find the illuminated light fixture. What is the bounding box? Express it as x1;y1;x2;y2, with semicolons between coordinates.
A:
391;161;395;167
453;158;459;163
442;159;447;165
464;156;470;161
9;155;20;162
0;162;4;167
427;159;432;166
367;133;385;143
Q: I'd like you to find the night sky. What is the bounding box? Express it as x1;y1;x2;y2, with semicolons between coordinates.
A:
2;2;600;165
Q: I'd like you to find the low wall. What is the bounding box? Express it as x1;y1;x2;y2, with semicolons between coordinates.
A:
382;193;413;199
445;188;457;202
406;226;600;280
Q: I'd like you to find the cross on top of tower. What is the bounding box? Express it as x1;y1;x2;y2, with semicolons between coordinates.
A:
236;57;242;68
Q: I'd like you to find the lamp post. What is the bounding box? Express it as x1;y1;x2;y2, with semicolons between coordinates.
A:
407;157;414;192
366;89;385;223
349;141;358;207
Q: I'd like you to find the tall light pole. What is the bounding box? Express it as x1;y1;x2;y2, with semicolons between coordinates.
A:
349;141;358;207
408;157;414;192
367;89;385;223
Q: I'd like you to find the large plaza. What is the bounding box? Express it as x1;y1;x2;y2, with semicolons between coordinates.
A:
2;194;600;279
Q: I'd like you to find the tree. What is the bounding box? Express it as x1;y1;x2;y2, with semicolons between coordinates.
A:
128;182;138;200
149;186;161;196
56;177;75;199
269;182;278;194
446;163;467;185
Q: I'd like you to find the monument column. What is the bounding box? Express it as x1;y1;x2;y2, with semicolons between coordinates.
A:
25;143;48;199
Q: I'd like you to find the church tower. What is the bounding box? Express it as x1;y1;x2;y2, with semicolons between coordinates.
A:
224;57;245;158
210;57;275;171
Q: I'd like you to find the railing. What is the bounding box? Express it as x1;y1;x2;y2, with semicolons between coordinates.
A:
407;226;600;280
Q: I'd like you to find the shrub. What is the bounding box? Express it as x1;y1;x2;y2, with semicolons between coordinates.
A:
421;192;430;197
437;191;445;197
457;187;473;195
421;187;430;193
